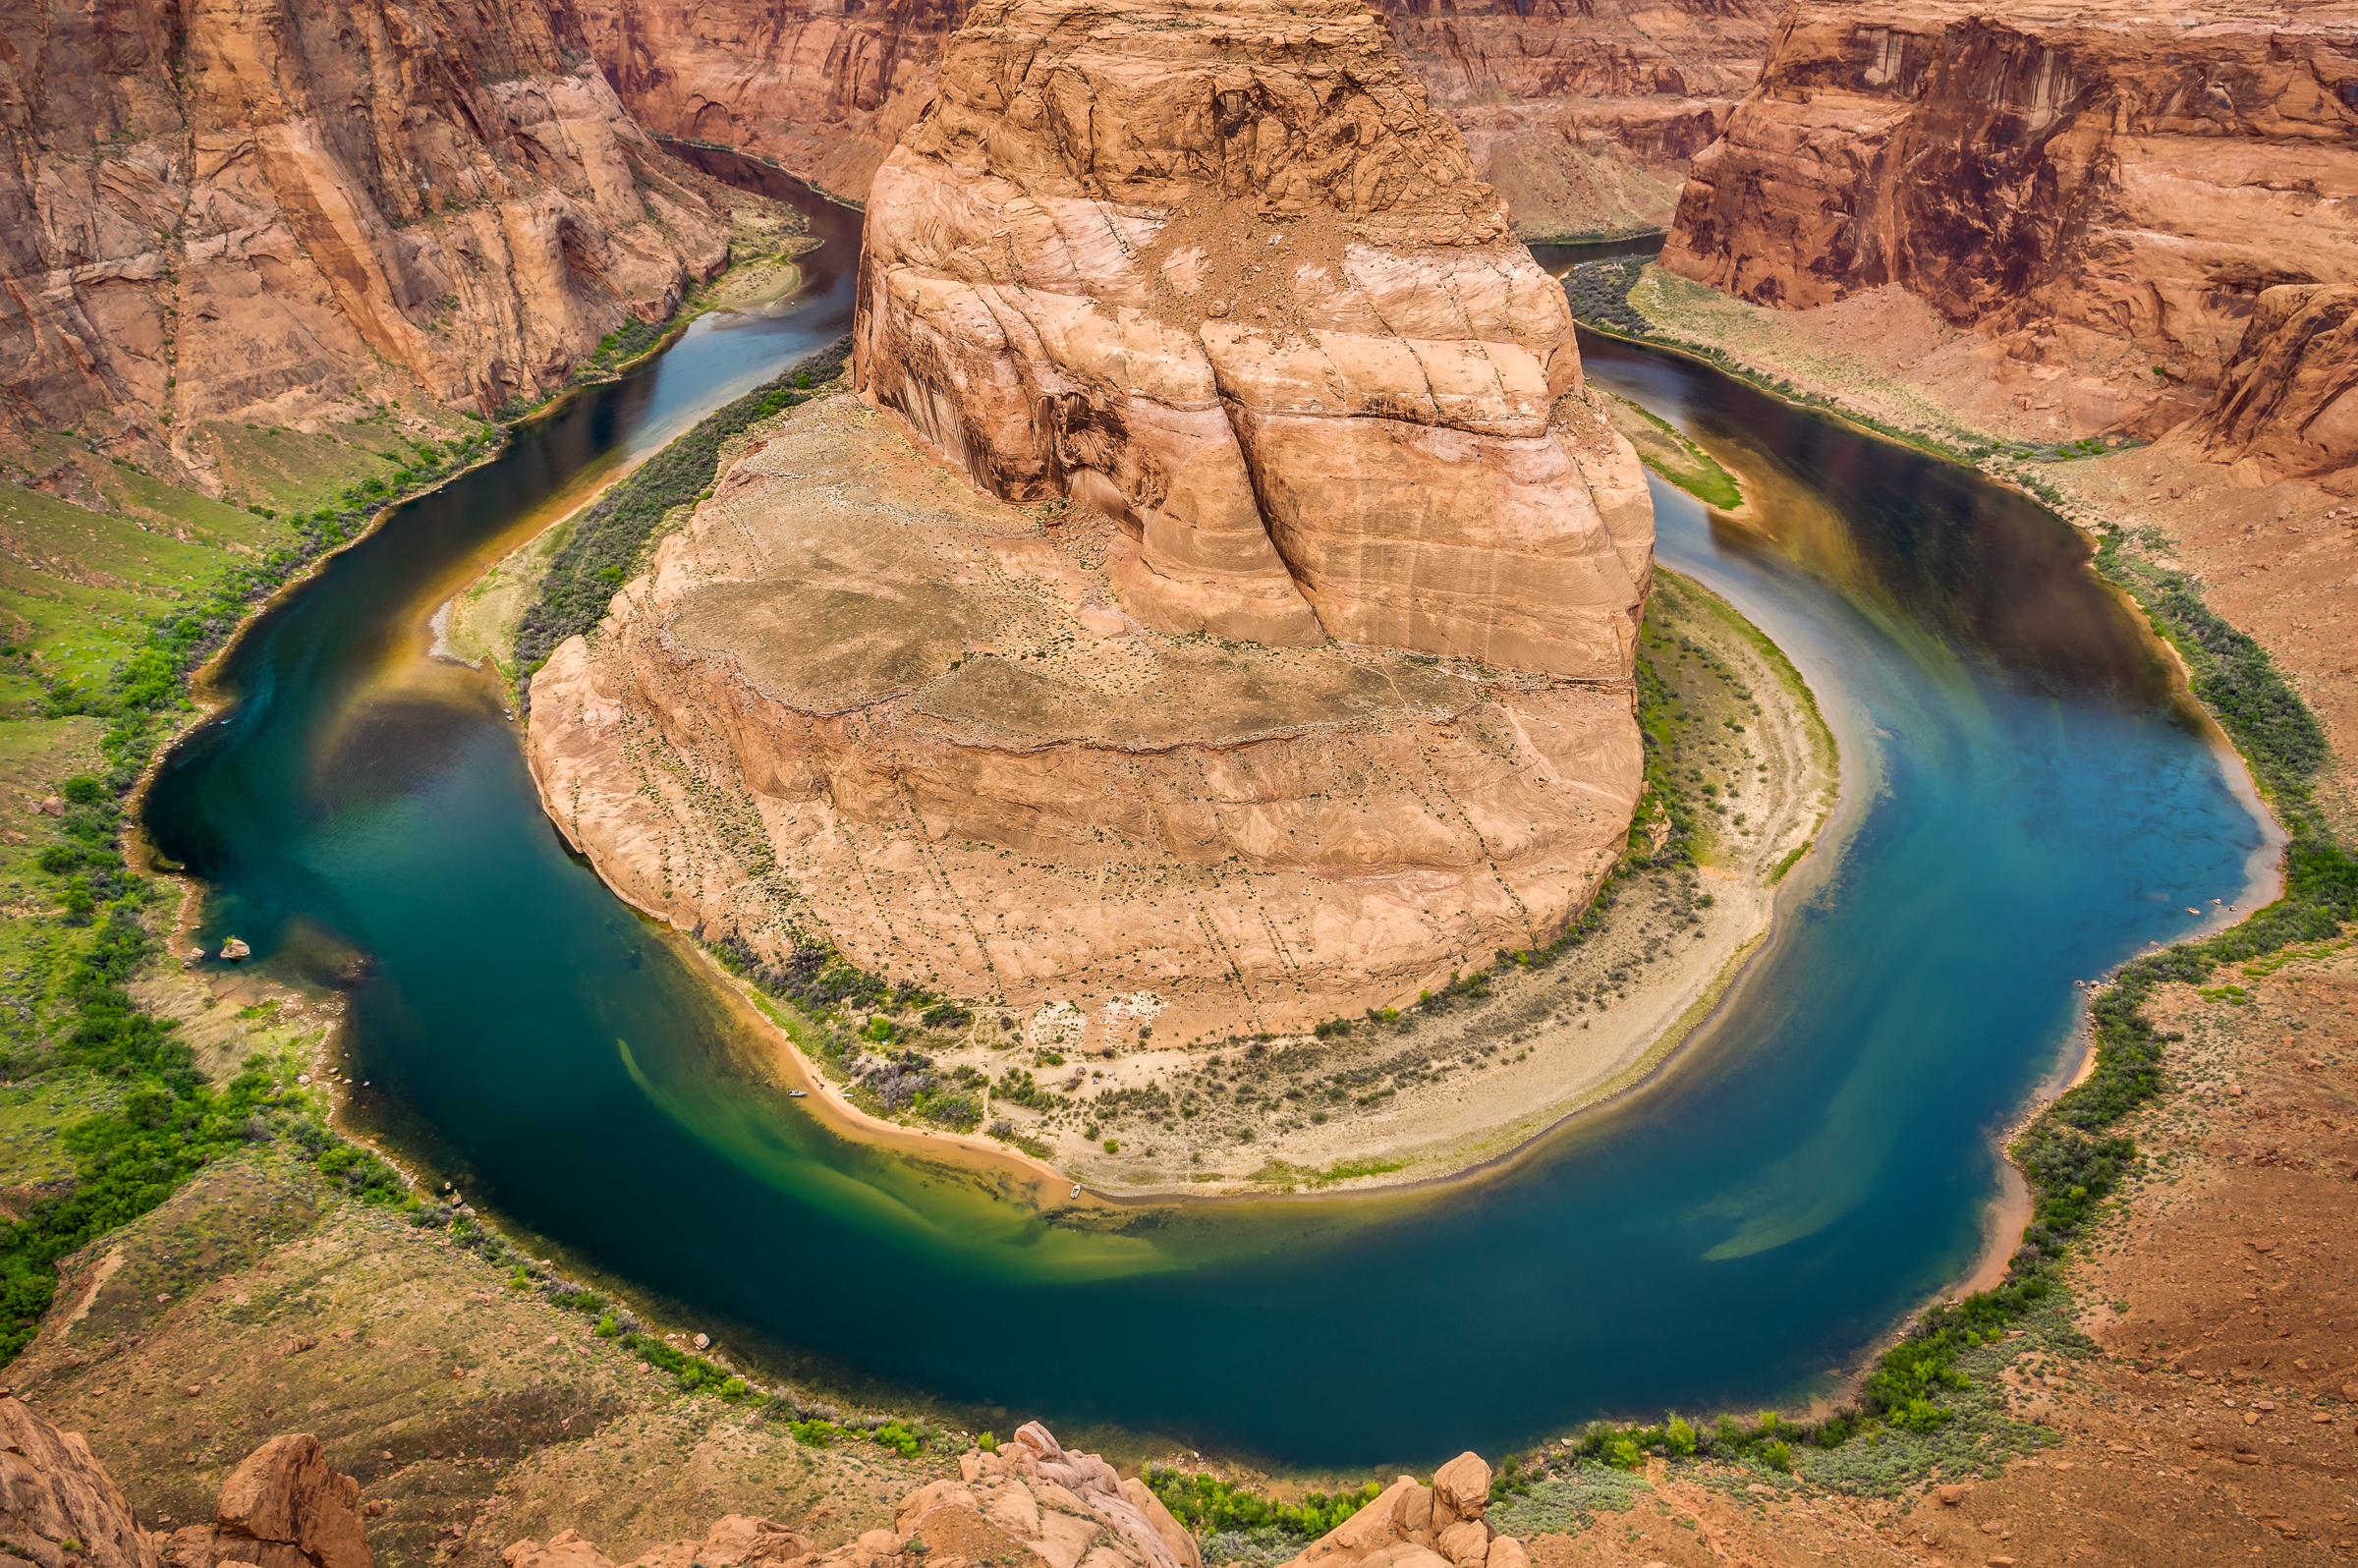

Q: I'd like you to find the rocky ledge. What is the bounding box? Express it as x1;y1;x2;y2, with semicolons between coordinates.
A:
527;0;1652;1041
1659;0;2358;451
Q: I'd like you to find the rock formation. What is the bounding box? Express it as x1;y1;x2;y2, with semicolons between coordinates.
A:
855;0;1651;671
1282;1451;1524;1568
559;0;1772;238
502;1428;1534;1568
2184;285;2358;483
1381;0;1776;240
0;1396;156;1568
526;0;1652;1042
2;0;735;484
161;1435;372;1568
1659;0;2358;449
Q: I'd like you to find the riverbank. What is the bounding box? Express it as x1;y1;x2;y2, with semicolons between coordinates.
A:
1573;261;2358;847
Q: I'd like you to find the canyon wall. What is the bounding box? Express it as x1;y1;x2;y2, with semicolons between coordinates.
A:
2;0;735;483
1659;0;2358;448
527;0;1654;1040
556;0;1775;237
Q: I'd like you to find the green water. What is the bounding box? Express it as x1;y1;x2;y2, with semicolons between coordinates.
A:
140;177;2269;1470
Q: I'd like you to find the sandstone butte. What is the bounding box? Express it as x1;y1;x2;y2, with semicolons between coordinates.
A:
1659;0;2358;481
524;0;1656;1046
0;0;737;493
560;0;1777;238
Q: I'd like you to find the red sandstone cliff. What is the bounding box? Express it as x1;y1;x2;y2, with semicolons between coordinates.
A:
1;0;736;486
557;0;1775;237
1660;0;2358;450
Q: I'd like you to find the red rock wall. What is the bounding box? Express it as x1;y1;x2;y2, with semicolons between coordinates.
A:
1661;0;2358;442
556;0;1776;237
0;0;732;477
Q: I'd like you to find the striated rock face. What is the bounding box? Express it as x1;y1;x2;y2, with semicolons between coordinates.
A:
559;0;1771;237
2;0;733;475
1380;0;1777;240
162;1433;372;1568
526;393;1645;1042
1660;0;2358;446
553;0;969;203
2184;285;2358;481
0;1396;156;1568
855;0;1652;674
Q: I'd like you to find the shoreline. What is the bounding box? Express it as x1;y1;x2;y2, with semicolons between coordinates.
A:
1588;297;2310;1336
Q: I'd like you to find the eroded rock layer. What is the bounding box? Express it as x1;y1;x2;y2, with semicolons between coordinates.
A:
525;394;1645;1042
558;0;1770;238
1660;0;2358;449
854;0;1653;676
3;0;734;473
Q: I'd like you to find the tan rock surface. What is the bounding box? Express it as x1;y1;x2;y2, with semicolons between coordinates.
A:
0;1396;156;1568
1;0;735;488
1660;0;2358;448
525;391;1644;1042
854;0;1653;673
163;1434;371;1568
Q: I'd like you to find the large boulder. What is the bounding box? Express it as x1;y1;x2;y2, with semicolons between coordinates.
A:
164;1434;371;1568
0;1397;157;1568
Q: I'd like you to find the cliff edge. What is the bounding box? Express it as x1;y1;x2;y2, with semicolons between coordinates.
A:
1659;0;2358;455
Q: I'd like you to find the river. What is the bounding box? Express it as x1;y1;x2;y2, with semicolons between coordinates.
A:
140;170;2267;1471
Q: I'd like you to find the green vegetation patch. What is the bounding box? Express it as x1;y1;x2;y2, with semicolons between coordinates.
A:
515;337;851;676
1488;1463;1653;1535
1602;395;1742;510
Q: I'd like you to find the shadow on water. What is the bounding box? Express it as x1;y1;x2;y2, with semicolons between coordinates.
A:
137;198;2269;1470
1530;233;1667;276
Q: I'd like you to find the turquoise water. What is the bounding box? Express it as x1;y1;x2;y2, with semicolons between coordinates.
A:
140;182;2268;1471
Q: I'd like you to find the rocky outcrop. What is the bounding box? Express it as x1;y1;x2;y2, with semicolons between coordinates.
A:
528;0;1651;1040
504;1429;1531;1568
1660;0;2358;447
161;1434;371;1568
2184;284;2358;482
526;392;1644;1043
1283;1451;1521;1568
559;0;1771;237
856;0;1651;671
552;0;968;203
2;0;735;481
0;1396;156;1568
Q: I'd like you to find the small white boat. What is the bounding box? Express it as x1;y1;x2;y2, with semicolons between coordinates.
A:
1069;1185;1079;1198
788;1090;808;1098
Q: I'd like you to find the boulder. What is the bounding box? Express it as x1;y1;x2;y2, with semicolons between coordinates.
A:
1431;1455;1490;1523
0;1396;157;1568
219;939;252;962
203;1434;372;1568
1435;1523;1488;1567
